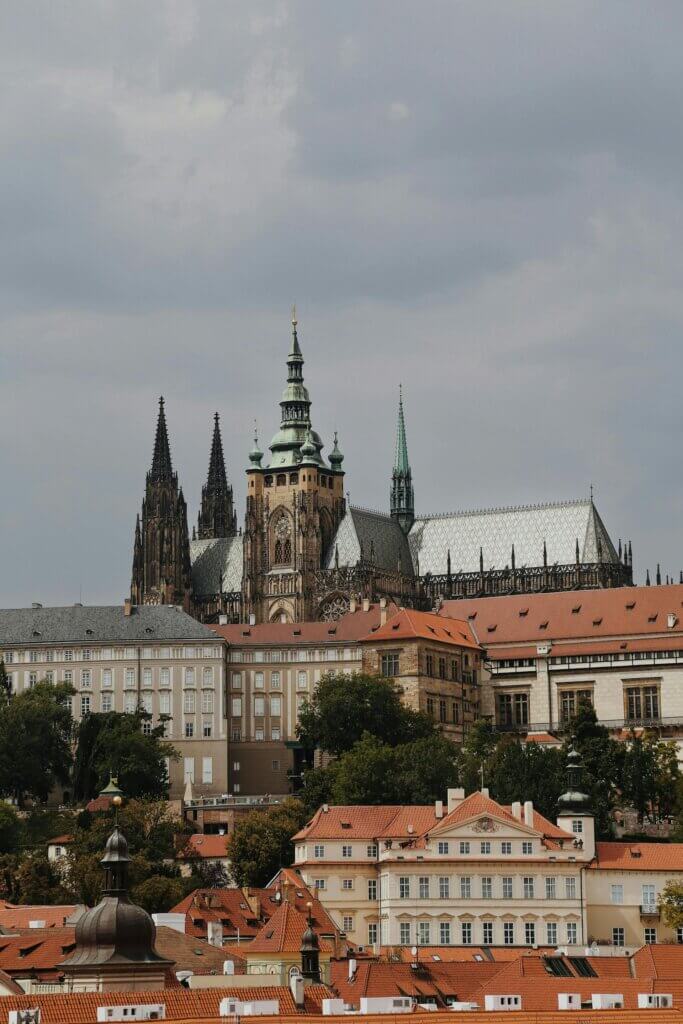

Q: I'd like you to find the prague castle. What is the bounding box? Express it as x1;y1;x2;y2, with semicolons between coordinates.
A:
130;312;632;624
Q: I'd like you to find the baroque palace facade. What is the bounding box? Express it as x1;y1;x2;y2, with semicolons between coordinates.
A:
130;312;632;625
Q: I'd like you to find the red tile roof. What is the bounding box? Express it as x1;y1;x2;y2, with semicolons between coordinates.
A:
180;834;230;860
247;901;336;955
590;842;683;871
331;957;501;1004
363;608;480;649
170;887;270;940
442;585;683;654
212;604;398;647
0;904;79;930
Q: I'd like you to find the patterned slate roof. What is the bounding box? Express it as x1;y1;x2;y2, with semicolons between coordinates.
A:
326;507;413;574
0;606;216;645
409;499;619;576
190;535;243;596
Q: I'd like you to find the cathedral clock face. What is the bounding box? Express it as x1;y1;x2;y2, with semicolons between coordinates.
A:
275;516;291;540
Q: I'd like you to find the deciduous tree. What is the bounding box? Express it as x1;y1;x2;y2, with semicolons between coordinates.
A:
227;798;307;888
0;681;74;806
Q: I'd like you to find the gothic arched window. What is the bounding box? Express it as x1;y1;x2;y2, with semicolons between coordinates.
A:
273;513;292;566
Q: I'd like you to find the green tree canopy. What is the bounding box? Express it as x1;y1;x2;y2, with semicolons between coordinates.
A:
0;681;74;806
296;672;435;756
227;798;308;888
73;711;178;800
0;803;22;855
659;880;683;930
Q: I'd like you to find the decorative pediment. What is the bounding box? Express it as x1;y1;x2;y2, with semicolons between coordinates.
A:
472;816;498;833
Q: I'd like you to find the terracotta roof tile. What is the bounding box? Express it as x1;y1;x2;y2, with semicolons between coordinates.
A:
179;834;229;860
247;898;340;954
364;608;480;649
590;842;683;871
212;604;397;647
0;904;78;929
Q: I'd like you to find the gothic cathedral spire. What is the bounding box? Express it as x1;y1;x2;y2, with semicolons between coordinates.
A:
197;413;237;539
390;385;415;534
130;397;193;610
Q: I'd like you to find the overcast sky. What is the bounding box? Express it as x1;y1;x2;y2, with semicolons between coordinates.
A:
1;0;682;607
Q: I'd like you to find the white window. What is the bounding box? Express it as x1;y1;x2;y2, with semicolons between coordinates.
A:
460;876;471;898
399;877;410;899
81;670;92;688
314;844;325;859
125;668;135;688
399;922;411;945
140;692;152;713
82;649;92;661
271;726;281;740
184;667;196;687
159;692;170;715
314;878;325;890
203;721;213;738
64;649;73;662
80;695;90;715
202;757;213;784
143;668;152;687
461;922;472;945
439;876;450;899
297;671;308;690
102;669;112;688
28;672;37;687
342;844;353;858
565;877;577;900
202;667;214;687
483;921;494;944
183;691;196;714
368;879;377;900
45;671;54;684
343;915;354;932
232;672;242;689
367;844;378;859
184;757;195;783
64;670;73;685
124;693;136;713
525;922;536;945
522;841;533;855
201;691;214;714
644;927;657;944
342;878;353;890
481;876;492;899
2;653;13;665
419;876;429;899
185;722;194;738
503;921;514;945
523;877;535;899
642;884;656;908
254;696;265;717
440;922;451;945
611;884;624;904
271;671;281;689
160;667;170;687
271;695;281;716
546;877;556;899
418;921;430;945
480;841;491;854
572;819;583;833
254;727;264;741
502;877;513;899
254;671;264;689
141;720;153;736
459;841;470;854
231;697;242;717
566;922;578;943
501;841;512;855
546;922;558;945
29;651;38;663
368;923;378;945
437;841;449;854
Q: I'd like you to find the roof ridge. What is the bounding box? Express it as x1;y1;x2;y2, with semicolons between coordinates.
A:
349;504;395;520
413;498;592;522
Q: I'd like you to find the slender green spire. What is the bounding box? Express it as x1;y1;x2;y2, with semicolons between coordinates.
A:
390;385;415;535
394;384;410;474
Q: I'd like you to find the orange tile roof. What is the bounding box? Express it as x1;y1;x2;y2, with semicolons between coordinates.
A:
170;887;271;940
293;804;439;842
442;584;683;652
246;901;336;954
590;842;683;871
180;834;229;860
363;608;480;649
212;604;398;648
47;834;73;845
331;958;501;1004
0;904;78;929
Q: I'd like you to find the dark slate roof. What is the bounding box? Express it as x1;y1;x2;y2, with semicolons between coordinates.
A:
0;605;217;646
326;507;414;575
190;536;243;597
409;498;620;576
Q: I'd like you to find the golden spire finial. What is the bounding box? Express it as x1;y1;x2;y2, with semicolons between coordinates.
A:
291;304;297;326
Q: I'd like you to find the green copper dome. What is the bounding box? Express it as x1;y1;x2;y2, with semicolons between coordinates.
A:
329;431;344;468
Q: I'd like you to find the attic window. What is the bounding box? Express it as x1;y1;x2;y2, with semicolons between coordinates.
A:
85;628;94;635
327;627;337;635
626;602;636;610
592;618;602;626
293;629;301;636
265;930;274;939
427;625;436;633
340;821;352;829
468;612;477;620
145;627;154;634
444;629;452;637
572;605;581;614
487;625;497;633
539;621;549;630
519;608;529;617
648;614;658;623
620;642;628;650
241;630;251;637
630;848;642;858
32;630;41;637
392;622;400;630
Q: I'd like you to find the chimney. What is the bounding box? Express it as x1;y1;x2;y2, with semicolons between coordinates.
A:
380;597;388;625
350;598;357;613
447;788;465;813
249;613;256;626
290;973;305;1008
481;787;489;798
524;800;534;827
218;613;228;625
362;598;370;612
282;879;293;904
207;921;224;947
124;598;132;617
348;958;357;981
243;887;261;920
435;800;444;819
511;801;522;820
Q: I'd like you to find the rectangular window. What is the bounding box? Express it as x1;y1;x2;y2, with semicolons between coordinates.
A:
426;653;434;676
254;696;265;717
202;667;214;688
342;879;354;890
64;670;73;685
644;927;657;944
381;652;400;677
481;876;492;899
418;921;430;945
254;671;264;689
102;669;112;688
202;757;213;784
270;671;281;689
45;671;54;685
125;668;135;688
185;722;194;738
459;841;470;854
160;667;170;687
439;876;450;899
399;922;411;945
203;721;212;738
368;879;377;901
399;876;410;899
124;693;136;713
297;671;308;690
626;684;660;721
480;841;491;855
440;922;451;945
565;877;577;900
314;879;325;890
642;884;656;908
270;695;281;716
231;672;242;690
80;695;90;715
482;921;494;945
566;922;578;944
501;841;512;855
503;922;514;945
183;691;196;714
81;669;92;688
201;691;214;714
271;726;281;741
419;876;429;899
140;692;152;714
184;667;196;687
367;844;378;859
522;841;533;855
546;877;556;899
314;844;325;859
525;922;536;945
82;649;92;661
342;845;353;859
159;692;170;715
438;841;449;854
438;657;447;679
502;877;513;899
461;921;472;945
64;649;73;662
523;877;535;899
572;819;583;834
183;757;194;783
254;728;264;741
460;877;471;899
611;884;624;904
143;667;152;687
368;923;378;945
101;693;112;713
560;688;593;723
497;691;529;726
546;922;558;946
28;671;37;687
231;697;242;717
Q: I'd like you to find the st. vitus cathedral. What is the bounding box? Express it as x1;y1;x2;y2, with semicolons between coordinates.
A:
130;312;633;624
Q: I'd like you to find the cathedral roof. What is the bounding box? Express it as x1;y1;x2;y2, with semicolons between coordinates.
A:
0;605;215;646
325;507;414;574
409;498;619;576
190;535;244;596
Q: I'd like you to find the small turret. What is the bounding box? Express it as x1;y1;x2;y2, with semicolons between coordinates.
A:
329;431;344;469
249;427;263;468
557;745;594;862
300;902;321;982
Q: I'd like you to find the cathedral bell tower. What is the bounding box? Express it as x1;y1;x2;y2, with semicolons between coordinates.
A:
390;385;415;534
130;397;193;610
242;310;346;623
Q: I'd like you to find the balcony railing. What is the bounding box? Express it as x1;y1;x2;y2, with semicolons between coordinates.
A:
640;904;660;917
493;717;683;734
